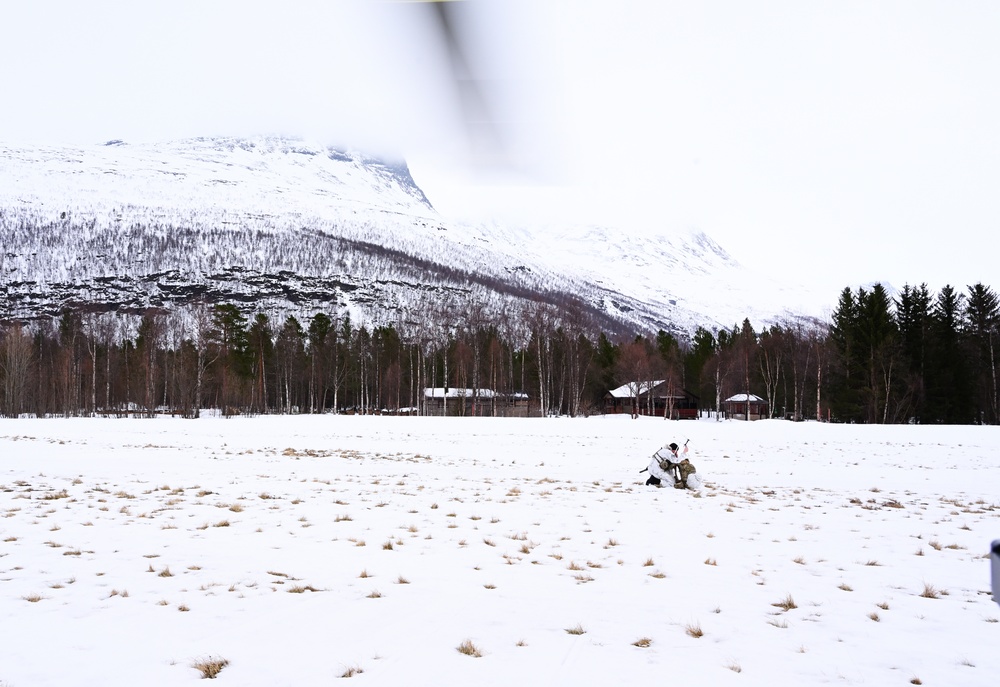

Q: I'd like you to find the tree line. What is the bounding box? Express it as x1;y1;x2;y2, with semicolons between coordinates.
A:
828;282;998;424
1;281;997;424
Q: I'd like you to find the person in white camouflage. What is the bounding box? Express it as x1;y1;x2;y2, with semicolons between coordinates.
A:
645;441;686;486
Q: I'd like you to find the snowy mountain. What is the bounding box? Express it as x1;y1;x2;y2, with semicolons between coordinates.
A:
0;136;826;336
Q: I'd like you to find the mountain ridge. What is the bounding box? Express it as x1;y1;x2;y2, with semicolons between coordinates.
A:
0;136;826;336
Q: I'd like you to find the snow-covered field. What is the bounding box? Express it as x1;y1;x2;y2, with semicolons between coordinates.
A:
1;415;997;686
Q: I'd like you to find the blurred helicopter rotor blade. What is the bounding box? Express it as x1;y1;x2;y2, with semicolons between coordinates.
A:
416;0;508;168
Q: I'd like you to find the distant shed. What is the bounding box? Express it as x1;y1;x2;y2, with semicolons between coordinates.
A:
722;393;768;421
604;380;699;419
423;388;529;417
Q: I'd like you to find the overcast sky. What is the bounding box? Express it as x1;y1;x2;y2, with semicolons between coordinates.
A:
3;1;999;299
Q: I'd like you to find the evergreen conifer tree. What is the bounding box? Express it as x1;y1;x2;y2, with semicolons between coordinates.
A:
926;285;971;423
964;283;999;423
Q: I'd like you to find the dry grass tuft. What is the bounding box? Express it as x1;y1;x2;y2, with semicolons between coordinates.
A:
772;594;798;611
158;567;174;578
838;583;853;592
643;557;654;567
340;665;364;678
457;639;483;657
23;593;43;603
632;637;652;648
726;661;743;673
287;584;321;593
704;557;717;566
565;624;586;635
868;612;880;622
920;582;941;599
685;622;704;638
192;656;229;679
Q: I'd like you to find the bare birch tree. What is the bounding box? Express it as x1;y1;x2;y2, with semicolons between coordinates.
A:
1;325;33;418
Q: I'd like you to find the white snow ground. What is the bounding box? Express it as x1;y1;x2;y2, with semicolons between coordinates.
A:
0;416;997;686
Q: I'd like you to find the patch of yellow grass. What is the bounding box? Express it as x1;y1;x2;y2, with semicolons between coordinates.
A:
457;639;482;657
192;656;228;679
772;594;797;611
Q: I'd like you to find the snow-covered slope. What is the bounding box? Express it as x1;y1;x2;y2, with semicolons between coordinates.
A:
4;137;433;216
0;137;826;335
467;219;827;333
